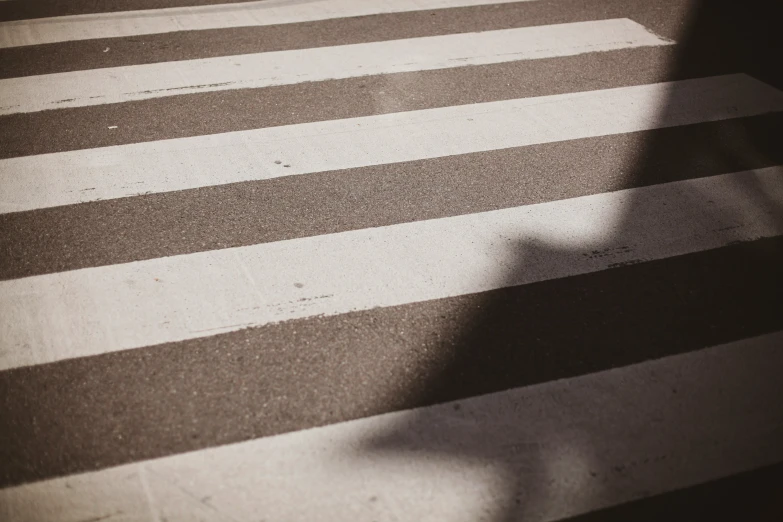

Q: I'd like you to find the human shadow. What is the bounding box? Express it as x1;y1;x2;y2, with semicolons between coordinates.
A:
356;0;783;520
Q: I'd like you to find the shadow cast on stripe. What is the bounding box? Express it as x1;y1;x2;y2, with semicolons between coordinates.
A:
0;0;781;519
356;0;783;520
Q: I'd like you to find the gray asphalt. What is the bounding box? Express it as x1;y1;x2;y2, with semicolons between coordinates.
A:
2;237;782;487
1;0;782;516
0;0;690;79
0;46;683;159
2;113;781;280
0;0;257;21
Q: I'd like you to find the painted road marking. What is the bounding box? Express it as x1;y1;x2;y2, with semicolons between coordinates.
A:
2;74;781;214
0;0;537;48
2;331;781;521
1;166;781;370
0;19;671;115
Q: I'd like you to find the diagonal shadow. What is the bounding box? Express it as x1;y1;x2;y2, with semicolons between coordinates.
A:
356;0;783;520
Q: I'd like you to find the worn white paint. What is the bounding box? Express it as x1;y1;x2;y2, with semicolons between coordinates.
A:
0;18;671;115
0;0;537;48
3;74;781;214
3;331;783;521
1;166;782;370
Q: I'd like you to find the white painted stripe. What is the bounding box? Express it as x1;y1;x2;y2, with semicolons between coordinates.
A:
0;0;535;48
3;74;781;215
3;332;783;521
0;19;671;115
1;166;782;370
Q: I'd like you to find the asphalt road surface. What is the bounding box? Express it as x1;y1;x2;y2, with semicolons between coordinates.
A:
1;0;782;520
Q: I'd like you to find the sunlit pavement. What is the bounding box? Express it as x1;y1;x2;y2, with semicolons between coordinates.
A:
1;0;782;520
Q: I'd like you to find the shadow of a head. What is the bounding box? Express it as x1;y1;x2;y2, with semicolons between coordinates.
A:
349;0;783;519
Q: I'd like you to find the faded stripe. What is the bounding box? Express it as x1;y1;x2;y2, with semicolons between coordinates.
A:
1;236;781;486
0;0;536;48
2;113;781;280
1;166;782;370
2;331;782;521
3;74;780;214
0;19;671;115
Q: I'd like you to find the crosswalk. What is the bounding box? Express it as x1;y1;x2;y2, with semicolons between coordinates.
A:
0;19;671;114
1;0;782;520
0;0;532;47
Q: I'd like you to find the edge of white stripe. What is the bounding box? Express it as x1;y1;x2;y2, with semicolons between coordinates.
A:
1;166;782;370
0;0;537;48
0;19;672;115
3;331;782;521
2;74;781;215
